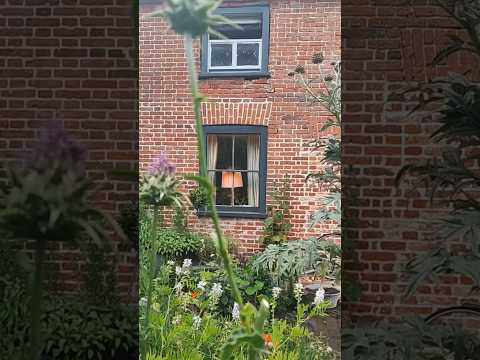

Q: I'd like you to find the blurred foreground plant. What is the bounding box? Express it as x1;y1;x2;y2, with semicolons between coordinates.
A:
0;123;126;360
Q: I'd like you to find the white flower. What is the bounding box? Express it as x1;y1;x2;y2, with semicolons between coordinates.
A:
192;314;202;330
139;297;147;307
174;282;183;292
210;283;223;297
182;258;192;268
197;281;207;291
167;260;175;266
232;302;240;321
208;283;223;311
272;287;282;300
313;287;325;305
175;266;182;276
293;283;304;303
172;315;181;325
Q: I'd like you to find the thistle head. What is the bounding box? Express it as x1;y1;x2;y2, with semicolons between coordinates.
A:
148;154;176;177
312;52;324;64
294;65;305;74
27;121;87;176
159;0;230;38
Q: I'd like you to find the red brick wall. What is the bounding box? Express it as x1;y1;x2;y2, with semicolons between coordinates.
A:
0;0;138;301
342;0;476;322
139;0;341;255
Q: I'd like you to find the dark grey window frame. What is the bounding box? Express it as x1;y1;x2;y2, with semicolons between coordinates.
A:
199;5;270;79
198;125;268;218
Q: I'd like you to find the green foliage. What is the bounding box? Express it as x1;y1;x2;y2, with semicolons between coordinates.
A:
142;264;335;360
189;186;209;211
0;276;137;360
156;228;204;260
342;315;480;360
253;239;340;286
81;242;117;306
118;201;139;249
395;0;480;297
140;174;185;208
262;176;292;245
42;298;137;360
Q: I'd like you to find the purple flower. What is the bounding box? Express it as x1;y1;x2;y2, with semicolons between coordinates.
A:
148;154;176;177
27;121;87;175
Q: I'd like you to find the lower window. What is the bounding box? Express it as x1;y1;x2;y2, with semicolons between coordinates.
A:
203;125;267;218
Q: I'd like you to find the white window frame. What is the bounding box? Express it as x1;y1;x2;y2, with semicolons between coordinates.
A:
208;38;262;70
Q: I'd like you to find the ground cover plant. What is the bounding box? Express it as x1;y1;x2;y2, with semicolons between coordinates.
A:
139;0;339;358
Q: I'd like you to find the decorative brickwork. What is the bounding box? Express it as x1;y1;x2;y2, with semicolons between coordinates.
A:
140;0;341;255
0;0;138;301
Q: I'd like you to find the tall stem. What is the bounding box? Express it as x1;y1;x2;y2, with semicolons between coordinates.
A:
184;33;243;307
142;204;159;360
29;239;46;360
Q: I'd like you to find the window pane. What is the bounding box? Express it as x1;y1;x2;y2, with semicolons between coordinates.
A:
245;171;259;207
207;135;218;170
215;171;232;205
211;16;262;40
216;136;233;169
234;136;248;170
234;172;249;206
237;43;260;66
211;44;232;67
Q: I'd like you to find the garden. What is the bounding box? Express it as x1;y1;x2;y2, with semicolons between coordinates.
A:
139;1;342;359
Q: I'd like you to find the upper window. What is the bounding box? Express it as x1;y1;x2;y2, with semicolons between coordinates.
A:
200;6;270;78
202;125;268;218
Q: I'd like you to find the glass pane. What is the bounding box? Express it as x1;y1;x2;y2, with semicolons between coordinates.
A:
211;43;232;67
237;43;260;66
207;135;218;170
234;172;249;206
211;16;262;40
215;171;232;206
234;136;248;170
216;136;233;169
245;172;259;207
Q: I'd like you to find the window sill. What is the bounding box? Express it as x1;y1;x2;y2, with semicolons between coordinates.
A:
196;209;267;219
199;71;271;80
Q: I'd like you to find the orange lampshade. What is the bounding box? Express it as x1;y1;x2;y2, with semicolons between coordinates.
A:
221;171;243;188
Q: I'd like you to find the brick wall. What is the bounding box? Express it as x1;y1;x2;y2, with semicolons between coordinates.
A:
342;0;476;323
0;0;138;301
139;0;341;255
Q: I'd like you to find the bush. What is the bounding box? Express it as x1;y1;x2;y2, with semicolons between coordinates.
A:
156;228;204;260
0;279;138;360
42;298;137;360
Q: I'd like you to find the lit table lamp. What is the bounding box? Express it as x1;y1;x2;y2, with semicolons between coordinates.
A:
221;171;243;188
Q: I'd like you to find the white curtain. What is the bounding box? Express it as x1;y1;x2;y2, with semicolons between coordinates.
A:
207;135;218;184
247;135;259;207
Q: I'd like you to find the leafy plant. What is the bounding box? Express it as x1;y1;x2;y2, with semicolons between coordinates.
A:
253;239;319;286
394;0;480;297
262;176;292;245
156;228;204;260
42;298;138;360
189;186;209;211
118;200;139;250
0;124;126;359
81;242;118;306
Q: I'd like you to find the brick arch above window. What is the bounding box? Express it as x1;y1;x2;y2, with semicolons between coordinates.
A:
201;99;272;126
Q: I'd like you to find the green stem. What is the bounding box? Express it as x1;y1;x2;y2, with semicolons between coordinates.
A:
184;33;243;307
142;205;159;360
29;239;46;360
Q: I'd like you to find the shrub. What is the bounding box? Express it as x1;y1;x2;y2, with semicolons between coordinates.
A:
188;186;208;211
262;176;292;245
156;228;204;260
